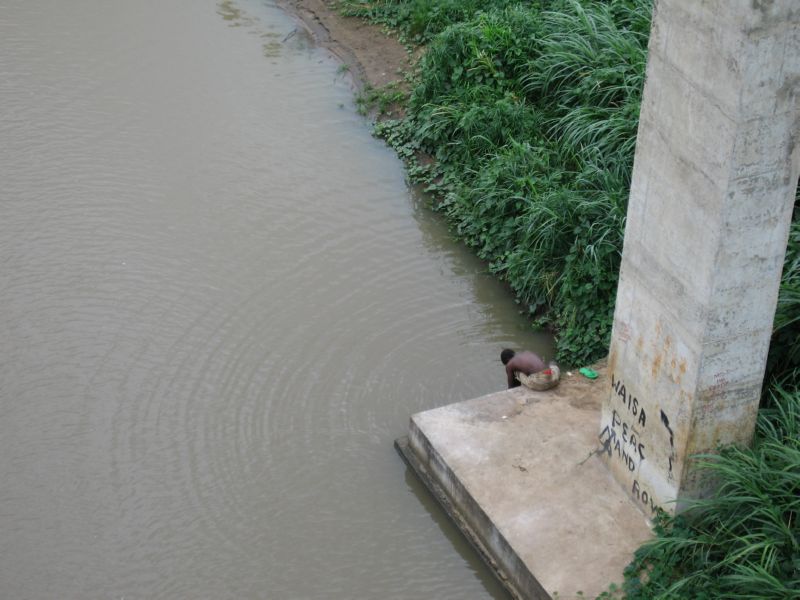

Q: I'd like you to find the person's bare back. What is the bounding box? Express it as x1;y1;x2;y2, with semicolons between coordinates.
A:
500;348;546;388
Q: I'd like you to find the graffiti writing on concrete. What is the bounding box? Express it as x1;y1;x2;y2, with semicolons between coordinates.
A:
600;375;647;472
599;409;645;471
611;373;646;427
660;409;676;478
632;478;659;514
600;374;672;514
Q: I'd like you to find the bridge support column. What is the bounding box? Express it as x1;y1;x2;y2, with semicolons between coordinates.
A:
600;0;800;514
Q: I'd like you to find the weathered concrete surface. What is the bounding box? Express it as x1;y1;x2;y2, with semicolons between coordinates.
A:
600;0;800;514
399;365;652;600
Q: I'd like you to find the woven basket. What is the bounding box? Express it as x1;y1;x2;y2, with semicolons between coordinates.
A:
517;362;560;391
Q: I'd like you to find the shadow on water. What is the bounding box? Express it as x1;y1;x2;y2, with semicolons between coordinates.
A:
408;185;556;361
401;465;512;599
394;191;551;600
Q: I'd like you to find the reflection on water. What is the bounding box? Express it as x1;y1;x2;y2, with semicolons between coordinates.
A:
0;0;550;598
263;39;282;57
217;0;252;25
219;1;313;58
409;188;556;359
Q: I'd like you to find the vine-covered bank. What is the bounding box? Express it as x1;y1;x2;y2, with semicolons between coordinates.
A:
340;0;800;597
344;0;649;367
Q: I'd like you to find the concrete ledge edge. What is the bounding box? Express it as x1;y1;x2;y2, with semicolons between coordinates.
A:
395;435;550;600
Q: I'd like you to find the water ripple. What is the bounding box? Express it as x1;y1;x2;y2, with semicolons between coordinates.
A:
0;0;551;598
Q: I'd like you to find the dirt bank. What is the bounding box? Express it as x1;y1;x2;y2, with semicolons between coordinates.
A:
279;0;412;90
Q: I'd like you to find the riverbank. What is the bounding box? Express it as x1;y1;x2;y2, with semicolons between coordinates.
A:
278;2;800;599
277;0;411;91
284;0;653;368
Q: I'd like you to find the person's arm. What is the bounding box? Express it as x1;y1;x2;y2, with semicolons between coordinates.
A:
506;363;519;388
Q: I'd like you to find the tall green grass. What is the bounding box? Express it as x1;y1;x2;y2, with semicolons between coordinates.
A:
623;372;800;599
340;0;522;43
367;0;650;365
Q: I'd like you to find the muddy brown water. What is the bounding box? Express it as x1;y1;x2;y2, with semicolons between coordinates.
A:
0;0;554;597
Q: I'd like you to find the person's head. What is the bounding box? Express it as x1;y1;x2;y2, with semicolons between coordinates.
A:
500;348;515;365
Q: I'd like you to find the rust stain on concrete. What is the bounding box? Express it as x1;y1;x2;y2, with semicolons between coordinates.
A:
652;352;663;378
667;355;687;385
607;350;618;378
676;359;687;385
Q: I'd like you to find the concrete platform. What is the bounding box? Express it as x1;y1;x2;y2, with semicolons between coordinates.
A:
396;365;653;599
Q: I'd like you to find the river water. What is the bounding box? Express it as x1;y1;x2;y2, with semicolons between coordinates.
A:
0;0;553;597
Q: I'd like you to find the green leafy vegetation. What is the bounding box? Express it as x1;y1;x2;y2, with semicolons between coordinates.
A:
343;0;650;365
355;82;408;117
341;1;800;598
340;0;521;44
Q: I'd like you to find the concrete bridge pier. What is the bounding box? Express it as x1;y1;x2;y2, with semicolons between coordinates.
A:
600;0;800;513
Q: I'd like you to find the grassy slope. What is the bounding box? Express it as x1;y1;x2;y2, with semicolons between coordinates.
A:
348;0;649;366
340;0;800;596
